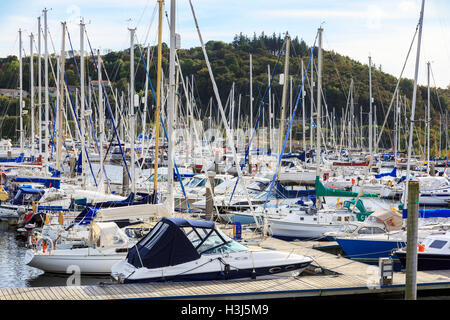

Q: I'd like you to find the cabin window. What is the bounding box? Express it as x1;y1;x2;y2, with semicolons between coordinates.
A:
336;216;342;222
141;222;169;250
300;217;304;221
429;240;447;249
358;227;385;235
344;216;349;222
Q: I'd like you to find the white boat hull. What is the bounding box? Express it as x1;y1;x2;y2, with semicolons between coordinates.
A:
25;249;127;275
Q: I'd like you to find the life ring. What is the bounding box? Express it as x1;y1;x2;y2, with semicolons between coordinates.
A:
36;237;53;254
387;180;393;187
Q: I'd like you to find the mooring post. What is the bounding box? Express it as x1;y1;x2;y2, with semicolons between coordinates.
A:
405;180;419;300
122;162;130;196
205;171;216;221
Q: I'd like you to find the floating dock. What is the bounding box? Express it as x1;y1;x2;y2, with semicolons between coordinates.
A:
1;226;450;300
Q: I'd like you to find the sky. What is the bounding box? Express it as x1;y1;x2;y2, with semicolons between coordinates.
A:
0;0;449;88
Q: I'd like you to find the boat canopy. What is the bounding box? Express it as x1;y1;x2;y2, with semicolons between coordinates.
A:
11;186;45;205
88;222;129;249
126;218;240;269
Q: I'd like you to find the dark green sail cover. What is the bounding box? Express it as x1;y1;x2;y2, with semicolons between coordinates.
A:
315;176;379;198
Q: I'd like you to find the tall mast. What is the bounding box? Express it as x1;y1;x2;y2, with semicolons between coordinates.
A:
98;50;104;191
38;17;42;155
310;47;314;151
369;56;373;156
427;61;430;173
143;44;150;142
249;53;253;131
56;22;66;171
19;29;24;155
267;64;272;153
405;0;425;208
153;0;164;200
44;9;49;162
129;28;136;195
302;60;306;154
80;19;87;187
278;32;290;167
30;33;35;156
167;0;176;213
316;27;323;178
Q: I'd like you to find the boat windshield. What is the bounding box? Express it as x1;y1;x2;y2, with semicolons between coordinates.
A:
185;177;206;188
147;174;168;182
182;226;247;255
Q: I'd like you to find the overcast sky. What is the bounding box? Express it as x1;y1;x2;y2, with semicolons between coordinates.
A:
1;0;449;88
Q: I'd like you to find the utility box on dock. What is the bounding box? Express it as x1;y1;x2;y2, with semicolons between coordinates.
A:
379;258;393;286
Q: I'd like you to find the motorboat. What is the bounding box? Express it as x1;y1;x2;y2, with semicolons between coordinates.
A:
23;203;170;274
111;217;313;283
394;230;450;271
24;221;136;274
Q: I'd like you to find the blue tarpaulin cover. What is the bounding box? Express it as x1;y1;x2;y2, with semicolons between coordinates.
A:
126;218;209;269
402;208;450;219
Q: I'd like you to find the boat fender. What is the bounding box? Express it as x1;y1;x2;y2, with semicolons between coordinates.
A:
36;237;53;254
418;243;425;252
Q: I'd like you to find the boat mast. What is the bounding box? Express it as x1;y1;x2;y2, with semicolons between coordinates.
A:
316;27;323;178
369;55;373;157
30;33;35;157
278;32;290;172
129;28;136;195
427;61;430;173
167;0;176;213
98;50;104;191
404;0;425;208
153;0;164;201
80;19;87;188
310;47;314;152
43;9;49;162
56;22;66;171
143;44;150;142
268;65;272;153
19;29;24;155
38;17;42;156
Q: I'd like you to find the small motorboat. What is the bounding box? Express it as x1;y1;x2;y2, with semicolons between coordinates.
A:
24;222;137;275
111;217;313;283
394;230;450;271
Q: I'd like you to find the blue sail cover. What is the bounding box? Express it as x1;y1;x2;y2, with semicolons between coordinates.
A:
0;153;24;163
65;207;99;230
274;181;315;199
402;208;450;219
375;167;397;179
126;218;207;269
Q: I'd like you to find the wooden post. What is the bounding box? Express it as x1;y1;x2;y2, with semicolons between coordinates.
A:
122;162;129;196
405;180;420;300
205;171;215;221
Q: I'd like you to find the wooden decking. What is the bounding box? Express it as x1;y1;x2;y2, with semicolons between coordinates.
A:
2;230;450;300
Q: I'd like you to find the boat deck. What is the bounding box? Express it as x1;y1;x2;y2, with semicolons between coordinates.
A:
1;225;450;300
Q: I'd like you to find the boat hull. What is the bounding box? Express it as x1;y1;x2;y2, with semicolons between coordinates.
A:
25;250;127;275
336;238;406;261
396;251;450;271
